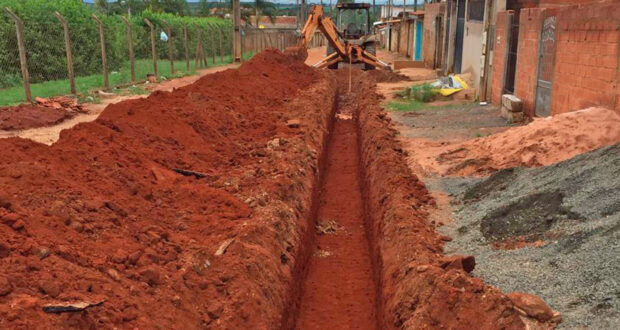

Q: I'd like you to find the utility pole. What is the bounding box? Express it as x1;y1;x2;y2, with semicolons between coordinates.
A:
233;0;241;62
301;0;306;26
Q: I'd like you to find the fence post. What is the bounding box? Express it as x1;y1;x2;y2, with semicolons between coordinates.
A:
194;28;202;69
4;8;32;103
54;12;76;95
144;18;157;78
183;25;189;72
92;14;108;89
121;16;135;83
218;27;223;62
211;27;216;64
162;20;173;75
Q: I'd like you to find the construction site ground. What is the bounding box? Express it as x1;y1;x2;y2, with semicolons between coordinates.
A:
0;47;619;330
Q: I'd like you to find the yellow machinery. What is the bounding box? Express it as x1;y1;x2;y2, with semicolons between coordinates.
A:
297;4;390;70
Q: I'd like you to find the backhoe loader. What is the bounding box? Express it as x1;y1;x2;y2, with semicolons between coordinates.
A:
296;4;390;70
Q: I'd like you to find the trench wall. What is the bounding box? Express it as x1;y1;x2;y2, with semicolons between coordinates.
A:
355;72;539;329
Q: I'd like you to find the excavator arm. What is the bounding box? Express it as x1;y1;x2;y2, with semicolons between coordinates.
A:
297;5;390;70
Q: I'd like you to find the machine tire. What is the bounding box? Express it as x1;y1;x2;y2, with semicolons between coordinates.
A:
363;42;376;70
326;44;338;69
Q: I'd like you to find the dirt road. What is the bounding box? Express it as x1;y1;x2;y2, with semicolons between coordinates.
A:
0;64;238;145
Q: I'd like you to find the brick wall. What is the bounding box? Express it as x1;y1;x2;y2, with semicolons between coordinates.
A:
491;11;512;105
551;2;620;114
422;3;445;68
514;8;545;117
539;0;607;6
398;20;409;55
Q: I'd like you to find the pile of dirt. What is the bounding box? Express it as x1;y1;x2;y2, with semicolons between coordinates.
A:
0;97;86;131
436;107;620;176
366;69;411;83
440;143;620;328
0;49;335;329
351;70;558;329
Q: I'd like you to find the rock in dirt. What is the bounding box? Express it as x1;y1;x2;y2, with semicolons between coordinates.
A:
38;280;61;298
440;255;476;273
139;266;162;286
286;119;301;128
0;276;12;296
0;242;10;258
508;292;555;322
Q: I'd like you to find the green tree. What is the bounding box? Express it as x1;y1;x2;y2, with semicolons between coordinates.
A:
198;0;210;16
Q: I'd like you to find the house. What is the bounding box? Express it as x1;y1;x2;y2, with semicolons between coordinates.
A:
422;0;619;118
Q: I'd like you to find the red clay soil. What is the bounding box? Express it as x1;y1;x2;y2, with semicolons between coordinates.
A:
0;50;337;329
0;104;71;131
295;117;376;329
351;70;559;329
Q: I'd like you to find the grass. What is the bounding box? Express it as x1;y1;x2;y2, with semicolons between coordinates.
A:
0;52;255;107
387;99;428;112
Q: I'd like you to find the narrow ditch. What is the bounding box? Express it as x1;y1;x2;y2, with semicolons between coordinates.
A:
294;91;377;329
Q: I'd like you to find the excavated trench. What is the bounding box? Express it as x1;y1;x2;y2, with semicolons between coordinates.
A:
0;52;557;329
294;98;377;329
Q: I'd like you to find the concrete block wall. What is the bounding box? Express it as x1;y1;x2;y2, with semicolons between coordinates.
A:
514;8;545;117
552;2;620;114
491;11;512;105
495;0;620;117
422;3;445;69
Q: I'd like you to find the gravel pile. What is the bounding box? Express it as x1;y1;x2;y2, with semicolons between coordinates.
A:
438;143;620;329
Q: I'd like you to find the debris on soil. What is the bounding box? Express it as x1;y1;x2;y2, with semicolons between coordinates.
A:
0;97;87;131
440;142;620;329
436;107;620;176
214;238;235;256
313;249;332;258
315;219;342;235
42;299;104;314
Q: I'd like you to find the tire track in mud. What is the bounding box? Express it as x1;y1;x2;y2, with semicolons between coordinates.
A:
295;115;377;330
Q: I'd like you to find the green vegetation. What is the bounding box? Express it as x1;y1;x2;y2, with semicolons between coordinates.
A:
0;51;255;107
387;99;428;112
0;0;231;100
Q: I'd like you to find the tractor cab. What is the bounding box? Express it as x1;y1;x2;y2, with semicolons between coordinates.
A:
335;3;372;40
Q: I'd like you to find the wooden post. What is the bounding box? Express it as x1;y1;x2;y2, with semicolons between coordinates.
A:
232;0;241;62
92;14;108;89
4;8;32;103
218;27;224;63
121;16;135;83
194;28;202;68
144;18;157;78
54;12;76;95
210;27;216;64
162;20;173;75
183;25;190;72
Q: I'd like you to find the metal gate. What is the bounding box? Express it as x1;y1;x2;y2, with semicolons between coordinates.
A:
454;0;466;73
503;11;519;94
535;15;557;117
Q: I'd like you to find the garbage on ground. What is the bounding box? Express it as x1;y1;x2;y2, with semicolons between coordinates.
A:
430;75;470;96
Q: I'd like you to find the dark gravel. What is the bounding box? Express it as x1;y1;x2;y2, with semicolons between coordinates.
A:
438;143;620;329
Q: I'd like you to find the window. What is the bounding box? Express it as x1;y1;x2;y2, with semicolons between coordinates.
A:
468;0;485;22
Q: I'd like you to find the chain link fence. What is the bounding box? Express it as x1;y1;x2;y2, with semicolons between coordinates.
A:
0;5;234;107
